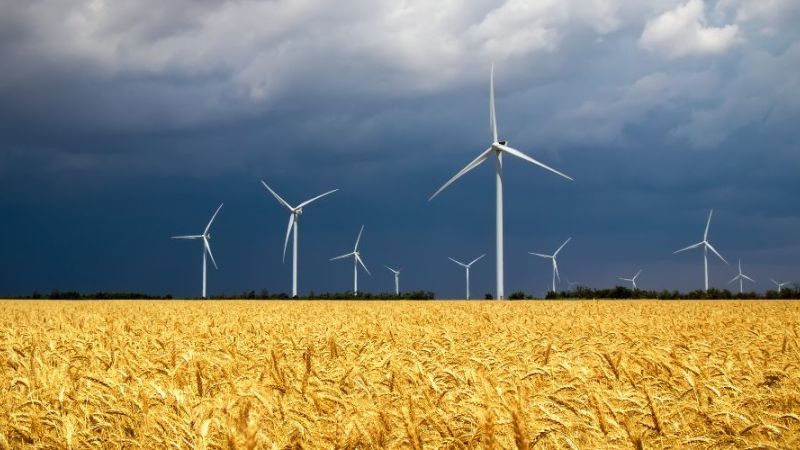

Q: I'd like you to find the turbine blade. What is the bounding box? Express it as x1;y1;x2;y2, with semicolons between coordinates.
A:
330;252;354;261
260;180;293;211
553;259;560;282
528;252;552;259
282;213;295;263
171;235;202;239
743;275;755;283
448;257;468;268
203;203;224;235
554;237;572;256
468;253;486;266
354;225;364;251
673;241;704;254
704;209;713;241
357;254;370;275
706;242;728;265
384;265;399;274
770;278;778;285
490;63;497;143
204;238;218;270
428;147;493;201
634;269;642;280
728;275;740;284
297;188;339;209
496;144;573;181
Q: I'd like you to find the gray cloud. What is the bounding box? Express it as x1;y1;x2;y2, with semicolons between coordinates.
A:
0;0;798;171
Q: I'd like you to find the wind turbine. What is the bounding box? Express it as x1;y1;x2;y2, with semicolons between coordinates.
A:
728;259;755;294
448;254;485;300
429;65;573;300
770;278;790;294
260;180;338;298
171;203;223;299
330;226;370;295
673;209;729;291
564;276;580;289
529;237;571;293
385;266;401;295
618;269;642;290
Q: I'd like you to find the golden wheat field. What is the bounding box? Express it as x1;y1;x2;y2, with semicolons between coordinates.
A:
1;300;799;449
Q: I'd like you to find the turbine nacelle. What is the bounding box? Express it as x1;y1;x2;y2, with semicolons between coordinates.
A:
492;140;508;148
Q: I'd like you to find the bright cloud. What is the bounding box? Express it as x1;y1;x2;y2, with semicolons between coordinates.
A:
639;0;740;58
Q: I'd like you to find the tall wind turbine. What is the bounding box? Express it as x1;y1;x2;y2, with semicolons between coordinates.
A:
673;209;729;291
448;254;485;300
770;278;790;294
385;266;401;295
618;269;642;290
429;65;573;300
529;237;571;293
171;203;223;299
261;180;338;298
330;226;370;295
728;259;755;294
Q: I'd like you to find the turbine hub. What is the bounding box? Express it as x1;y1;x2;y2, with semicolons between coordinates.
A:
205;233;211;240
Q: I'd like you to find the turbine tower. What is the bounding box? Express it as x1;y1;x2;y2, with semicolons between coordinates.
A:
261;180;338;298
385;266;401;296
770;278;790;294
529;237;571;293
673;209;729;291
171;203;223;299
728;259;755;294
618;269;642;290
429;65;573;300
448;254;485;300
330;226;370;295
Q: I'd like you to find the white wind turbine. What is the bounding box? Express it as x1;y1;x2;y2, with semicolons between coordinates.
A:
429;65;573;300
448;254;485;300
728;259;755;294
770;278;790;293
261;180;338;298
618;269;642;290
330;226;370;295
171;203;223;299
529;237;571;293
385;266;401;295
673;209;729;291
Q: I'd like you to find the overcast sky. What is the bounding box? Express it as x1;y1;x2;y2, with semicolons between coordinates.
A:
1;0;798;297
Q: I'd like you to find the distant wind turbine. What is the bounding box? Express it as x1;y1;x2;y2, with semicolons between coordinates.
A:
564;276;580;289
385;266;401;295
429;64;573;300
673;209;729;291
618;269;642;290
261;180;338;298
728;259;755;294
330;226;370;295
529;237;572;293
448;254;485;300
171;203;223;299
770;278;790;293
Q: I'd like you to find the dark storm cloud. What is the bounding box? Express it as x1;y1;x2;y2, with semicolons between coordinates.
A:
0;0;798;296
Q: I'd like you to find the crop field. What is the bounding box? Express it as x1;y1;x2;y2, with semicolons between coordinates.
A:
1;300;799;449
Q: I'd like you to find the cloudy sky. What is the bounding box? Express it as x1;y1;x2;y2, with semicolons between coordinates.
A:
1;0;798;297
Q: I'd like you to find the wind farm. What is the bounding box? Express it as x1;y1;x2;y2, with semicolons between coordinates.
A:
2;2;799;448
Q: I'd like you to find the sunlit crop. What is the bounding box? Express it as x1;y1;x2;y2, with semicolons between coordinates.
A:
1;300;798;448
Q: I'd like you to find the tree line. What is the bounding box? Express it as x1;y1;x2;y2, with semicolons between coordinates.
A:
2;290;436;300
3;286;798;300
